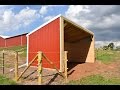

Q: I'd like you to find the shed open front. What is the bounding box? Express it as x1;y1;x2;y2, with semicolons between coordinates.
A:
62;17;95;71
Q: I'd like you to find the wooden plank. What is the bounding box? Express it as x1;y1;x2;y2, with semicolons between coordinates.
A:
64;22;67;27
17;54;38;81
64;51;68;83
14;51;18;81
2;50;4;74
65;29;84;40
60;16;64;72
37;51;42;85
66;33;90;43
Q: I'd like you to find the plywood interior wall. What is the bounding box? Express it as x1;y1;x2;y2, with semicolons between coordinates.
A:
65;37;93;63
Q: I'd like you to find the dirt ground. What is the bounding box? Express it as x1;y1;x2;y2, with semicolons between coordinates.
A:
0;50;120;85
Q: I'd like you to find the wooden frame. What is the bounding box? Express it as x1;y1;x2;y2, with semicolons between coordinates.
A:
26;15;94;71
60;16;64;72
14;51;18;81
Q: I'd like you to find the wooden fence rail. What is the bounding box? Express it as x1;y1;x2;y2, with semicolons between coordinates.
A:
14;51;68;85
17;54;38;81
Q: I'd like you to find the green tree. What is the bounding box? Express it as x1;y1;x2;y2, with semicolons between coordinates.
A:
108;43;114;50
103;46;109;50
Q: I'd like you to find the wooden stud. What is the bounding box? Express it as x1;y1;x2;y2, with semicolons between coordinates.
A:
64;51;68;83
2;50;4;74
17;54;38;81
37;51;42;85
60;16;64;72
64;22;67;27
14;51;18;82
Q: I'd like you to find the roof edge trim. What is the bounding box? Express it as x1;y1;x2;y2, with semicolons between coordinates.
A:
61;16;94;35
26;14;62;36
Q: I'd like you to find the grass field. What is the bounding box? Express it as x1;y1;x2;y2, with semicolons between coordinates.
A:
95;49;120;64
0;46;26;85
0;45;27;57
0;75;17;85
67;74;120;85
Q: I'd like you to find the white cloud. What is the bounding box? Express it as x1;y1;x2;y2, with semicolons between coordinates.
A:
0;7;39;34
0;35;10;38
65;5;91;27
39;5;64;17
65;5;120;41
43;15;55;22
39;6;49;15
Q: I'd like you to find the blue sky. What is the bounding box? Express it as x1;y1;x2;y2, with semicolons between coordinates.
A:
0;5;120;41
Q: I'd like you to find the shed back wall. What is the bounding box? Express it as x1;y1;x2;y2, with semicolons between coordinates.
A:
65;36;95;63
0;37;5;47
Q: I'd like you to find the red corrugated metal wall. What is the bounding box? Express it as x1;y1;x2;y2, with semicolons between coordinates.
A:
22;35;27;45
0;37;5;47
6;36;21;47
28;18;60;69
6;35;27;47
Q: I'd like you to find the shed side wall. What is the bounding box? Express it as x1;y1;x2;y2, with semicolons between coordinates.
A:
21;35;27;46
0;37;5;47
6;35;27;47
28;18;60;69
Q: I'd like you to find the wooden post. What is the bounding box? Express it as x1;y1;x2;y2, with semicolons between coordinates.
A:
17;54;38;81
64;51;68;83
14;51;18;82
2;50;4;74
37;51;42;85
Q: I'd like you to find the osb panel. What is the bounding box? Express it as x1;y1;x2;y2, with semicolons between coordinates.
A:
64;36;95;63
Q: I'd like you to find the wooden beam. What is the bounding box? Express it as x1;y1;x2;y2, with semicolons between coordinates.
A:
37;51;42;85
17;54;38;81
14;51;18;82
64;51;68;83
64;22;67;28
2;50;4;74
60;16;64;72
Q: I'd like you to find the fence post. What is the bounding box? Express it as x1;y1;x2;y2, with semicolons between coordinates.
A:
64;51;68;83
14;51;18;82
2;50;4;74
37;51;42;85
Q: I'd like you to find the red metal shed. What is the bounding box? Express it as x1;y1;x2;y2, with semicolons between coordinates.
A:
5;33;28;47
27;15;95;72
0;36;5;47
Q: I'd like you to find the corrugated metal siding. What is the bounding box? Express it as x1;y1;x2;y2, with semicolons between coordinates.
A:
6;36;21;47
21;35;27;46
0;37;5;47
6;35;27;47
28;18;60;69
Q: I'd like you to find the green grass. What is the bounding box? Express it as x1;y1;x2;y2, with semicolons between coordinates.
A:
67;75;120;85
0;45;27;57
95;49;120;64
0;45;27;51
0;75;17;85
